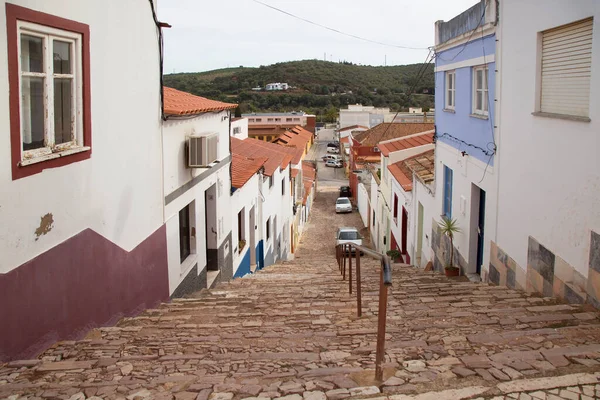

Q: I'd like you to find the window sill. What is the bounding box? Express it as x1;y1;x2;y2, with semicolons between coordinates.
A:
532;112;591;123
20;146;91;167
443;108;456;113
180;253;198;276
469;113;489;120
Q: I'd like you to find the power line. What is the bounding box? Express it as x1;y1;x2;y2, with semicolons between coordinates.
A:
252;0;429;51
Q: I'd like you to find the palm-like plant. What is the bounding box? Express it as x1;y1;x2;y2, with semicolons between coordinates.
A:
438;217;461;269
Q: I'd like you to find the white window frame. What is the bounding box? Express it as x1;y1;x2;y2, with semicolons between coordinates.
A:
472;65;489;116
17;21;85;164
445;70;455;110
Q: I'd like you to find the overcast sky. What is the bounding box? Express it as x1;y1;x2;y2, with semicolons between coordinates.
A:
159;0;479;73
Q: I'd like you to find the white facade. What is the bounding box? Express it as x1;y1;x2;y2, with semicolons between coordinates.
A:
0;0;163;273
492;0;600;301
231;174;261;277
265;82;289;91
411;177;437;269
339;104;392;129
163;111;233;295
231;117;249;140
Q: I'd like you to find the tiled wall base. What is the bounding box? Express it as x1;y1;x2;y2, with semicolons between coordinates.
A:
488;231;600;308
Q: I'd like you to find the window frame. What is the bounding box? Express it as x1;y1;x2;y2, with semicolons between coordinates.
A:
443;165;453;219
7;3;91;180
179;204;192;264
445;70;455;110
472;65;489;116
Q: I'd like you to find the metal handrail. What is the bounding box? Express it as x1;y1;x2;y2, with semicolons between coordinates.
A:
335;242;392;382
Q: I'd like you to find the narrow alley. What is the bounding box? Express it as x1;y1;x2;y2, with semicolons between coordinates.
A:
2;186;600;400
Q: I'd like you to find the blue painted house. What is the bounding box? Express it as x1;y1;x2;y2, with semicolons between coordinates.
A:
430;0;498;280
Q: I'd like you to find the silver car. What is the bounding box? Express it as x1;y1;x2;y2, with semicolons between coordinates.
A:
335;197;352;213
336;227;363;254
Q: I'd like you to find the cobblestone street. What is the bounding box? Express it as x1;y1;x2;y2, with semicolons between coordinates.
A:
2;188;600;400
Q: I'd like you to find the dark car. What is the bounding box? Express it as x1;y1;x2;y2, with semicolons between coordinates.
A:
327;142;340;148
339;186;352;198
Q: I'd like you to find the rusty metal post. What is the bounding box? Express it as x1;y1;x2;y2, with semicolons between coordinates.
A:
375;262;389;382
342;245;346;280
348;246;353;294
337;246;340;270
356;249;362;317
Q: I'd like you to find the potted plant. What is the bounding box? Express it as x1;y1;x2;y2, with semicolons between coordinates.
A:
238;240;246;253
386;249;402;263
438;217;461;277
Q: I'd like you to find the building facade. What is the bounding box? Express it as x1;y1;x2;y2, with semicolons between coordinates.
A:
0;0;167;361
492;0;599;305
432;0;498;278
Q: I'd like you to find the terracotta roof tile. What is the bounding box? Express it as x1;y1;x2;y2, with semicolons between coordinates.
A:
291;168;300;179
388;149;435;192
231;137;292;177
379;131;434;156
164;87;237;116
353;123;434;146
339;125;369;132
231;154;267;189
302;162;317;205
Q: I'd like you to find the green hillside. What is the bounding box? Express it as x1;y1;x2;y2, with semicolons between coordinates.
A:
164;60;434;121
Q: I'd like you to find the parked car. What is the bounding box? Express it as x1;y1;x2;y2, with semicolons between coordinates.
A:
339;186;352;198
336;227;363;253
322;154;342;162
335;197;352;213
325;160;343;168
327;146;340;154
327;142;340;148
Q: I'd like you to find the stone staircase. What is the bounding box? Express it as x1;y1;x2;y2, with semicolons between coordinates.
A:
2;192;600;400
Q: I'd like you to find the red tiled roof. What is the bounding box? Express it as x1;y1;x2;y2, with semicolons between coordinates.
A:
388;149;435;192
379;131;434;156
273;126;313;159
291;168;300;179
302;162;317;205
230;137;293;177
339;125;368;132
353;123;435;146
231;154;267;189
163;87;237;116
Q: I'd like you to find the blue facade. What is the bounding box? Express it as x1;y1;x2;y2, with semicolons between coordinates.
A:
233;249;251;278
435;34;496;164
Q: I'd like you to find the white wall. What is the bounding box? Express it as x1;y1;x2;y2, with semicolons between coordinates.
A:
231;117;248;140
0;0;163;273
357;183;369;228
260;165;293;264
231;174;260;276
389;178;411;253
434;141;498;275
496;0;600;277
412;176;437;268
339;111;370;129
163;113;232;295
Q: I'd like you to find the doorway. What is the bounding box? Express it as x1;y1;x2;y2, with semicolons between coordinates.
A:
205;183;218;272
416;202;424;267
249;206;256;271
469;184;486;275
401;206;410;264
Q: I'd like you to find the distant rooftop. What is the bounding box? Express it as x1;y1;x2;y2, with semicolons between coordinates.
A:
242;112;312;117
435;0;495;46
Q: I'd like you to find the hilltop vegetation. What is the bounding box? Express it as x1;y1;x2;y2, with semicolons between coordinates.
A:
164;60;434;121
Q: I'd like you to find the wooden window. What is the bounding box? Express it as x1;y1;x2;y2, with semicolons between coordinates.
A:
7;4;91;180
179;204;191;263
443;165;453;218
472;66;489;115
445;71;455;110
393;194;399;223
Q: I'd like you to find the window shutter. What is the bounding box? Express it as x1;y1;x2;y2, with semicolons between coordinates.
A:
541;18;593;117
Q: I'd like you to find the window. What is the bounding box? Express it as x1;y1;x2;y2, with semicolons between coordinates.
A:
537;18;593;119
286;118;292;122
7;4;91;180
267;118;273;122
275;118;281;122
179;204;191;263
372;210;376;226
445;71;455;110
255;118;262;122
232;126;241;135
266;217;271;240
249;118;255;122
269;175;274;187
282;178;285;196
293;118;300;122
393;194;399;223
443;165;453;218
237;209;246;252
472;66;489;116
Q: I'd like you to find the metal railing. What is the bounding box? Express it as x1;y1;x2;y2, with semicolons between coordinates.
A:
335;243;392;382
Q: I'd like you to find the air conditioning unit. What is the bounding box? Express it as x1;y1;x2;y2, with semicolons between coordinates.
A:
373;146;380;152
188;134;218;168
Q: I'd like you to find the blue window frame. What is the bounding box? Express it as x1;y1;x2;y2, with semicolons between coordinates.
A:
443;165;453;218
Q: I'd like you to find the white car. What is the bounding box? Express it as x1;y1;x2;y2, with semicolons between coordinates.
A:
336;227;363;253
335;197;352;213
327;146;340;154
325;160;343;168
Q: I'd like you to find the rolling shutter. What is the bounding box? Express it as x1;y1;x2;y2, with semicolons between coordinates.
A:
541;17;593;117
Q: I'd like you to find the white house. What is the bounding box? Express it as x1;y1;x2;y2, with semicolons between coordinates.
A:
231;138;294;267
162;87;237;297
0;0;166;361
230;117;249;139
265;82;289;91
230;153;267;278
378;131;435;263
491;1;599;305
